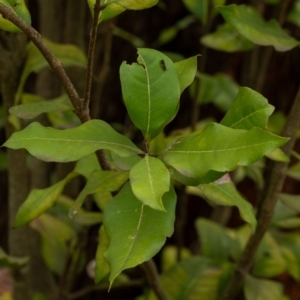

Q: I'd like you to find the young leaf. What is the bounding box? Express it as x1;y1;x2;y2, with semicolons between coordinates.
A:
120;48;180;140
201;23;254;52
13;172;77;228
218;4;299;52
95;226;110;283
220;87;274;130
3;120;143;162
9;94;73;119
162;123;288;178
188;180;256;231
103;183;176;285
87;0;158;23
174;55;199;94
0;0;31;32
130;155;170;211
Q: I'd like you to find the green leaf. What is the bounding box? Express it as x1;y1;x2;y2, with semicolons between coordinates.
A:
218;4;299;52
162;123;288;178
195;218;240;262
16;39;87;103
220;87;274;130
174;55;198;94
287;161;300;180
288;0;300;27
70;170;129;217
103;183;176;285
187;179;256;231
120;48;180;140
147;257;227;300
87;0;158;23
244;275;286;300
0;0;31;33
9;94;73;119
74;153;101;178
3;120;143;162
30;214;75;275
182;0;209;23
13;172;77;228
201;23;254;52
130;155;170;211
95;226;110;283
265;149;289;162
0;247;28;269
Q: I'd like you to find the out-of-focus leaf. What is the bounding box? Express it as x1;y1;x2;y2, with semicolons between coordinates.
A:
265;149;289;162
120;48;180;140
113;27;145;47
162;123;288;178
130;155;170;211
74;153;101;179
244;275;286;300
0;0;31;33
201;23;254;52
288;0;300;27
3;120;143;162
218;4;299;51
187;180;256;231
9;94;73;119
0;248;28;269
287;162;300;180
182;0;208;23
95;226;110;283
103;183;176;285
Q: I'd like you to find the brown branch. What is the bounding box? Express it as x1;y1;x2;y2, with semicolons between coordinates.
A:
220;86;300;300
83;0;102;110
140;259;169;300
0;3;91;123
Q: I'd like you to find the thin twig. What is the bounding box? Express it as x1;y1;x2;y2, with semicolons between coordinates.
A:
220;86;300;300
83;0;102;110
0;3;89;123
140;259;169;300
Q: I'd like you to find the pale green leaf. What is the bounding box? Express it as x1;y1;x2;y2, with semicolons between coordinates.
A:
220;87;274;130
110;152;141;171
103;183;176;284
162;123;288;178
3;120;143;162
174;55;198;94
187;180;256;231
95;226;110;283
244;275;286;300
13;172;77;228
147;257;227;300
218;4;299;52
182;0;208;23
87;0;158;23
0;0;31;32
201;23;254;52
16;39;87;103
74;153;101;178
130;155;170;211
265;149;289;162
9;94;73;119
287;161;300;180
70;170;129;217
120;48;180;140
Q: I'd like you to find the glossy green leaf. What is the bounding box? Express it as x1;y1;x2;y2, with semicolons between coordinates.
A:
30;213;75;275
221;87;274;130
195;218;240;262
103;183;176;284
162;123;288;178
13;172;77;228
16;39;87;103
95;226;110;283
3;120;143;162
87;0;158;23
188;179;256;231
148;257;227;300
288;0;300;27
130;155;170;211
70;170;129;217
244;275;286;300
192;72;239;111
120;48;180;140
182;0;208;23
219;4;299;51
201;23;254;52
0;0;31;32
174;55;198;94
9;94;73;119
